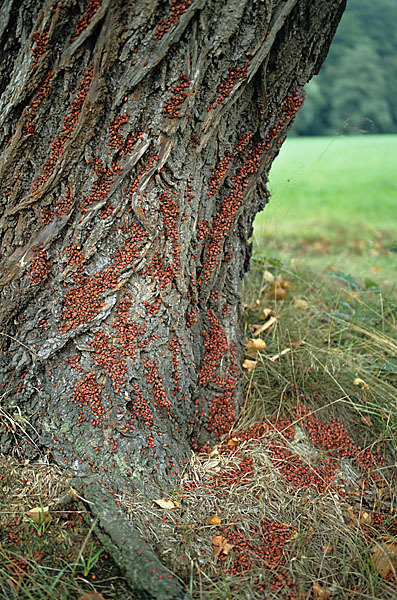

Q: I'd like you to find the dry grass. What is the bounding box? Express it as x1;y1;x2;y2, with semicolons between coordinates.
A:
121;257;396;599
0;456;133;599
0;256;396;599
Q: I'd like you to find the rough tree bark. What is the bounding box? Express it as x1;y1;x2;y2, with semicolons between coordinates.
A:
0;0;345;596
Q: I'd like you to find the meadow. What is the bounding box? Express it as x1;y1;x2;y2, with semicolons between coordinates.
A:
254;135;396;289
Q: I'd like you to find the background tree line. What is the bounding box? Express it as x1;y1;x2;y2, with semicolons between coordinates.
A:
292;0;397;136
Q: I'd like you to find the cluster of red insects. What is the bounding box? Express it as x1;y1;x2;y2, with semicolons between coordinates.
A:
32;65;94;193
201;93;303;285
71;372;104;427
108;113;130;149
22;71;53;136
184;406;386;597
41;188;74;225
205;344;239;437
198;309;229;387
59;222;146;334
126;154;159;200
35;90;303;465
11;28;305;512
208;62;249;108
29;246;49;283
31;27;49;64
71;0;102;42
222;520;298;597
154;0;193;40
144;359;171;413
162;73;191;119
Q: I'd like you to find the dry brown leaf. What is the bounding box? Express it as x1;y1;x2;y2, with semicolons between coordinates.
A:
272;286;288;300
353;377;368;389
212;534;234;557
242;359;257;372
261;308;272;319
321;543;333;555
346;507;373;527
25;505;51;525
371;541;397;578
294;298;308;310
226;438;239;447
246;338;267;351
262;270;274;282
153;498;178;509
78;593;107;600
312;581;331;600
207;514;222;526
209;444;220;456
253;316;278;337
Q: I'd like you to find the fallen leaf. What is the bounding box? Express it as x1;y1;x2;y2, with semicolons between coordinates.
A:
346;506;373;527
246;338;267;351
153;498;178;509
371;540;397;578
242;359;257;372
354;377;368;389
261;308;272;319
209;444;220;456
312;581;330;600
78;593;107;600
321;543;333;554
262;270;274;282
226;438;239;447
207;515;222;526
25;505;51;525
273;278;290;288
253;316;278;337
212;534;234;557
272;286;288;300
294;298;308;310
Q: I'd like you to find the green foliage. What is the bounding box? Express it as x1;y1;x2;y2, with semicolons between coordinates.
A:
293;0;397;136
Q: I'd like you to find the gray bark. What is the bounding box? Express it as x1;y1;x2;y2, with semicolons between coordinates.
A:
0;0;345;596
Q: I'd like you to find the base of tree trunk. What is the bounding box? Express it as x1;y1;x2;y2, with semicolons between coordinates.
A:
77;479;187;599
0;0;345;596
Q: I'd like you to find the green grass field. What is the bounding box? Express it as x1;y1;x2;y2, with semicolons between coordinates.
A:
254;135;396;289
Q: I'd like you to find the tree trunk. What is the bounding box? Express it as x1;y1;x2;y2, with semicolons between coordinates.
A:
0;0;345;595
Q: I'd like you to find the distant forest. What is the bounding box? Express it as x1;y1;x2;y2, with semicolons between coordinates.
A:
292;0;397;136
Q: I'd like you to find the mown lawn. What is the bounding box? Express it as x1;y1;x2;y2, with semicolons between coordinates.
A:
254;135;396;289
